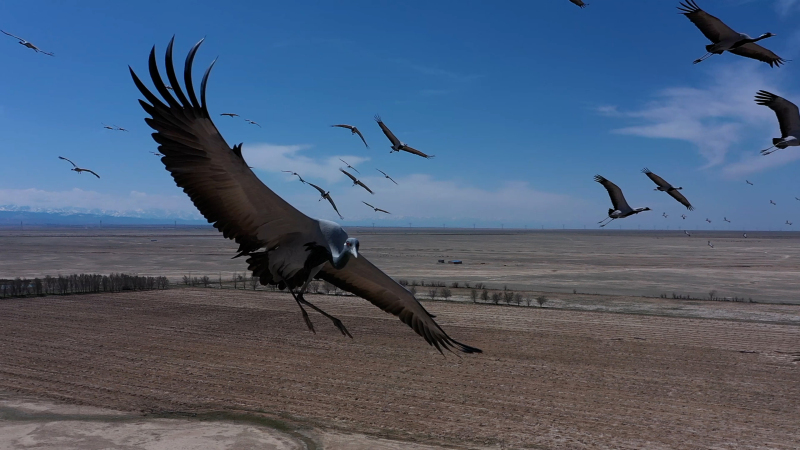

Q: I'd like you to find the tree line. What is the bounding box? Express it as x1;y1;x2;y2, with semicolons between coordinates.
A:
0;273;170;298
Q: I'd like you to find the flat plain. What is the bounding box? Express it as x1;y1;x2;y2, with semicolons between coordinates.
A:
1;226;799;449
2;226;800;302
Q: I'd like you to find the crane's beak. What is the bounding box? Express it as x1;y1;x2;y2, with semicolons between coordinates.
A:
350;247;358;258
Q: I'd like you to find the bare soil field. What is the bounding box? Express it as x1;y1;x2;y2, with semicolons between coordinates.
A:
1;289;798;449
1;227;799;303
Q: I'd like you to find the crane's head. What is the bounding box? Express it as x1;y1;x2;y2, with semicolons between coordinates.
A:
344;238;359;258
762;32;776;38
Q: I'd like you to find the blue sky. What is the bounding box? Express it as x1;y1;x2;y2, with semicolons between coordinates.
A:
2;0;800;229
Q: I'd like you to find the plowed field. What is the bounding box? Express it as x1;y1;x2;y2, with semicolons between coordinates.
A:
1;289;798;448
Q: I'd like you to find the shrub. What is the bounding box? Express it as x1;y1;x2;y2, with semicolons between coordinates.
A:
513;292;522;306
441;287;452;300
428;288;438;300
491;292;501;305
536;296;548;307
470;289;478;303
450;282;459;288
481;289;489;302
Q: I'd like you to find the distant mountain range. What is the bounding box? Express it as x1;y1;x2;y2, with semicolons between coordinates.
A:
0;206;206;226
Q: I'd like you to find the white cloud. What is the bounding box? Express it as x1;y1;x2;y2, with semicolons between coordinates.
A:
722;149;800;177
0;188;201;219
606;62;784;167
242;143;369;183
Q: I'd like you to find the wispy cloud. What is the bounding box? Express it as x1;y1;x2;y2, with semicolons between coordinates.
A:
0;188;201;219
603;62;785;167
775;0;800;17
722;149;800;177
242;143;369;183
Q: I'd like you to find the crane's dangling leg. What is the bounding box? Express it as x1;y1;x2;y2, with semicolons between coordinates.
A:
599;218;615;228
280;277;316;334
296;295;352;338
760;145;778;155
693;52;713;64
598;216;613;225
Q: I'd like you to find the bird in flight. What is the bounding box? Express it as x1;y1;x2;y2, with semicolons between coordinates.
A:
569;0;587;8
220;113;239;118
102;123;115;130
376;169;398;185
150;151;164;157
684;230;691;237
375;115;434;159
746;180;754;186
114;125;129;132
642;168;694;210
306;182;343;219
363;201;391;214
724;217;731;223
1;30;54;56
743;233;748;238
787;220;793;226
281;170;305;183
796;197;800;201
340;168;374;194
58;156;100;178
663;212;669;219
681;214;687;220
103;124;128;131
755;91;799;155
244;119;261;127
708;240;714;249
594;175;650;227
129;37;478;353
678;1;785;67
165;85;174;90
770;200;777;205
331;124;369;148
706;218;712;223
339;158;360;174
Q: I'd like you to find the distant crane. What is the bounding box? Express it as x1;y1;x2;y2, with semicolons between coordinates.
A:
569;0;587;8
331;124;369;148
339;169;374;194
1;30;54;56
724;217;731;223
681;214;687;220
663;212;669;218
678;1;785;67
305;182;343;219
220;113;239;118
684;230;691;237
746;180;754;186
594;175;651;227
376;169;398;185
339;158;360;174
706;218;712;223
743;233;748;238
708;240;714;248
787;220;793;226
149;151;164;157
58;156;100;178
755;90;799;155
374;115;434;158
362;201;391;214
281;170;306;183
642;168;694;210
771;200;777;205
245;119;261;127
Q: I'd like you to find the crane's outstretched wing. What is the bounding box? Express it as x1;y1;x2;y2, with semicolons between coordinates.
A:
130;37;315;256
356;180;374;194
400;145;434;159
729;44;787;67
339;168;358;182
40;50;54;57
339;159;360;173
83;169;101;179
325;195;343;219
1;30;25;42
317;256;481;354
668;190;694;210
306;182;327;196
569;0;587;8
362;201;375;209
755;90;800;137
375;115;401;147
353;127;369;148
594;175;631;212
375;208;391;214
641;168;672;189
677;1;737;43
58;156;77;168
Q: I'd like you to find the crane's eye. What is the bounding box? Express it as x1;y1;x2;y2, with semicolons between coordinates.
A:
346;242;351;246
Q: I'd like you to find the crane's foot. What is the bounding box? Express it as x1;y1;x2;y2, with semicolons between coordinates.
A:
299;305;316;334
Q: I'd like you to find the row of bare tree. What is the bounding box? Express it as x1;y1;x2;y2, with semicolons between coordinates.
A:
0;273;169;298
